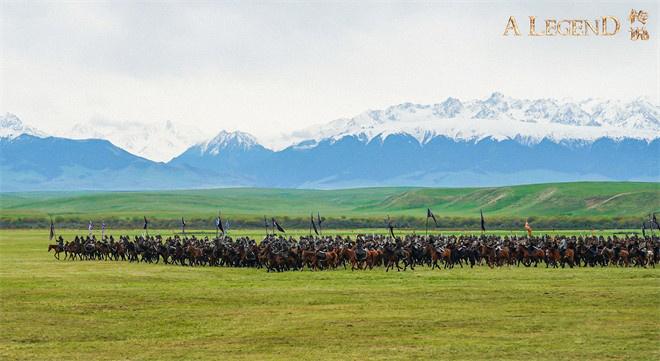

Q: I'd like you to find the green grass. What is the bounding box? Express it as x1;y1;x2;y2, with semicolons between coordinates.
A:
1;182;658;222
1;230;659;360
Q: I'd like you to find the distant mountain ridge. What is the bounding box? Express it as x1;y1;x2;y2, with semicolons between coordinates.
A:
277;94;658;151
1;94;659;191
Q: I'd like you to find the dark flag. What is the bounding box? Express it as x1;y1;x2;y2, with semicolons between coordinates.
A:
427;208;438;226
317;212;323;235
143;216;148;230
217;215;225;235
480;209;486;232
311;213;319;235
181;217;186;234
49;217;55;240
272;218;286;233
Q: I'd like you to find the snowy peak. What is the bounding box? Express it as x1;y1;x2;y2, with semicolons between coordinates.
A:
199;130;258;155
551;103;596;126
0;113;45;139
273;94;660;150
433;97;463;118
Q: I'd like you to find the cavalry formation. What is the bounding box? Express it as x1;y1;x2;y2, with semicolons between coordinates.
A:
48;233;658;271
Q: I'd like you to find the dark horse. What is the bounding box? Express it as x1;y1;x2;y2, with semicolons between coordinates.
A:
383;243;414;272
48;244;63;260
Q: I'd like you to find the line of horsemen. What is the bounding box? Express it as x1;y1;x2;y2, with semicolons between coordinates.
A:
50;232;658;271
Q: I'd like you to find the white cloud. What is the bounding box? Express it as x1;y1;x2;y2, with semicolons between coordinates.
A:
1;1;658;141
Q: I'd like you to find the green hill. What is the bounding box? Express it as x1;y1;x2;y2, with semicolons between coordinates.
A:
1;182;658;229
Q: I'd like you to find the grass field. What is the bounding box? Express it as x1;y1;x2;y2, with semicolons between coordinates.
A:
1;229;659;360
1;182;658;223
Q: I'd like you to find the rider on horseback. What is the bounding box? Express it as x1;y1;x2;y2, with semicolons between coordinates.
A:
526;238;536;254
395;237;405;259
559;238;567;257
356;237;367;261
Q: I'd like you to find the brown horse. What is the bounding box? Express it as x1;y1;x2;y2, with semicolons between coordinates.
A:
365;249;381;269
48;244;62;260
615;249;630;267
600;247;614;266
300;249;318;271
186;244;203;266
480;244;496;268
267;248;288;272
426;244;451;269
323;249;339;270
497;246;512;266
64;242;80;261
517;245;544;267
545;248;560;268
561;248;575;268
343;247;367;271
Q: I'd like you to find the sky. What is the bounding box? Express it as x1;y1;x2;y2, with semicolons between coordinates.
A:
1;1;658;141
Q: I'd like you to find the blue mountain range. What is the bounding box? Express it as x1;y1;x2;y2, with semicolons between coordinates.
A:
1;94;658;191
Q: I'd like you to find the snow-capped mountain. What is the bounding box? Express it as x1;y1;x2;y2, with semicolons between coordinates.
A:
198;130;259;155
169;130;271;172
0;113;45;139
2;94;658;191
65;119;206;162
273;93;658;150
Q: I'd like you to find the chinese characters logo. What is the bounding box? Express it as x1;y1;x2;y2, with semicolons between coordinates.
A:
629;9;649;40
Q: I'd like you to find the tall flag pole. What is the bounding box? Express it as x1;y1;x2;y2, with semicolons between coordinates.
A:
480;209;486;233
317;212;323;236
215;216;221;237
88;220;93;236
181;217;186;235
143;216;149;236
49;216;55;241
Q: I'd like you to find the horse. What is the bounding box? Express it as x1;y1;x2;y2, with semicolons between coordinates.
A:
383;244;405;272
48;244;63;260
516;245;544;267
561;248;575;268
426;243;443;270
343;246;368;271
186;244;203;266
300;249;318;271
646;248;655;268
